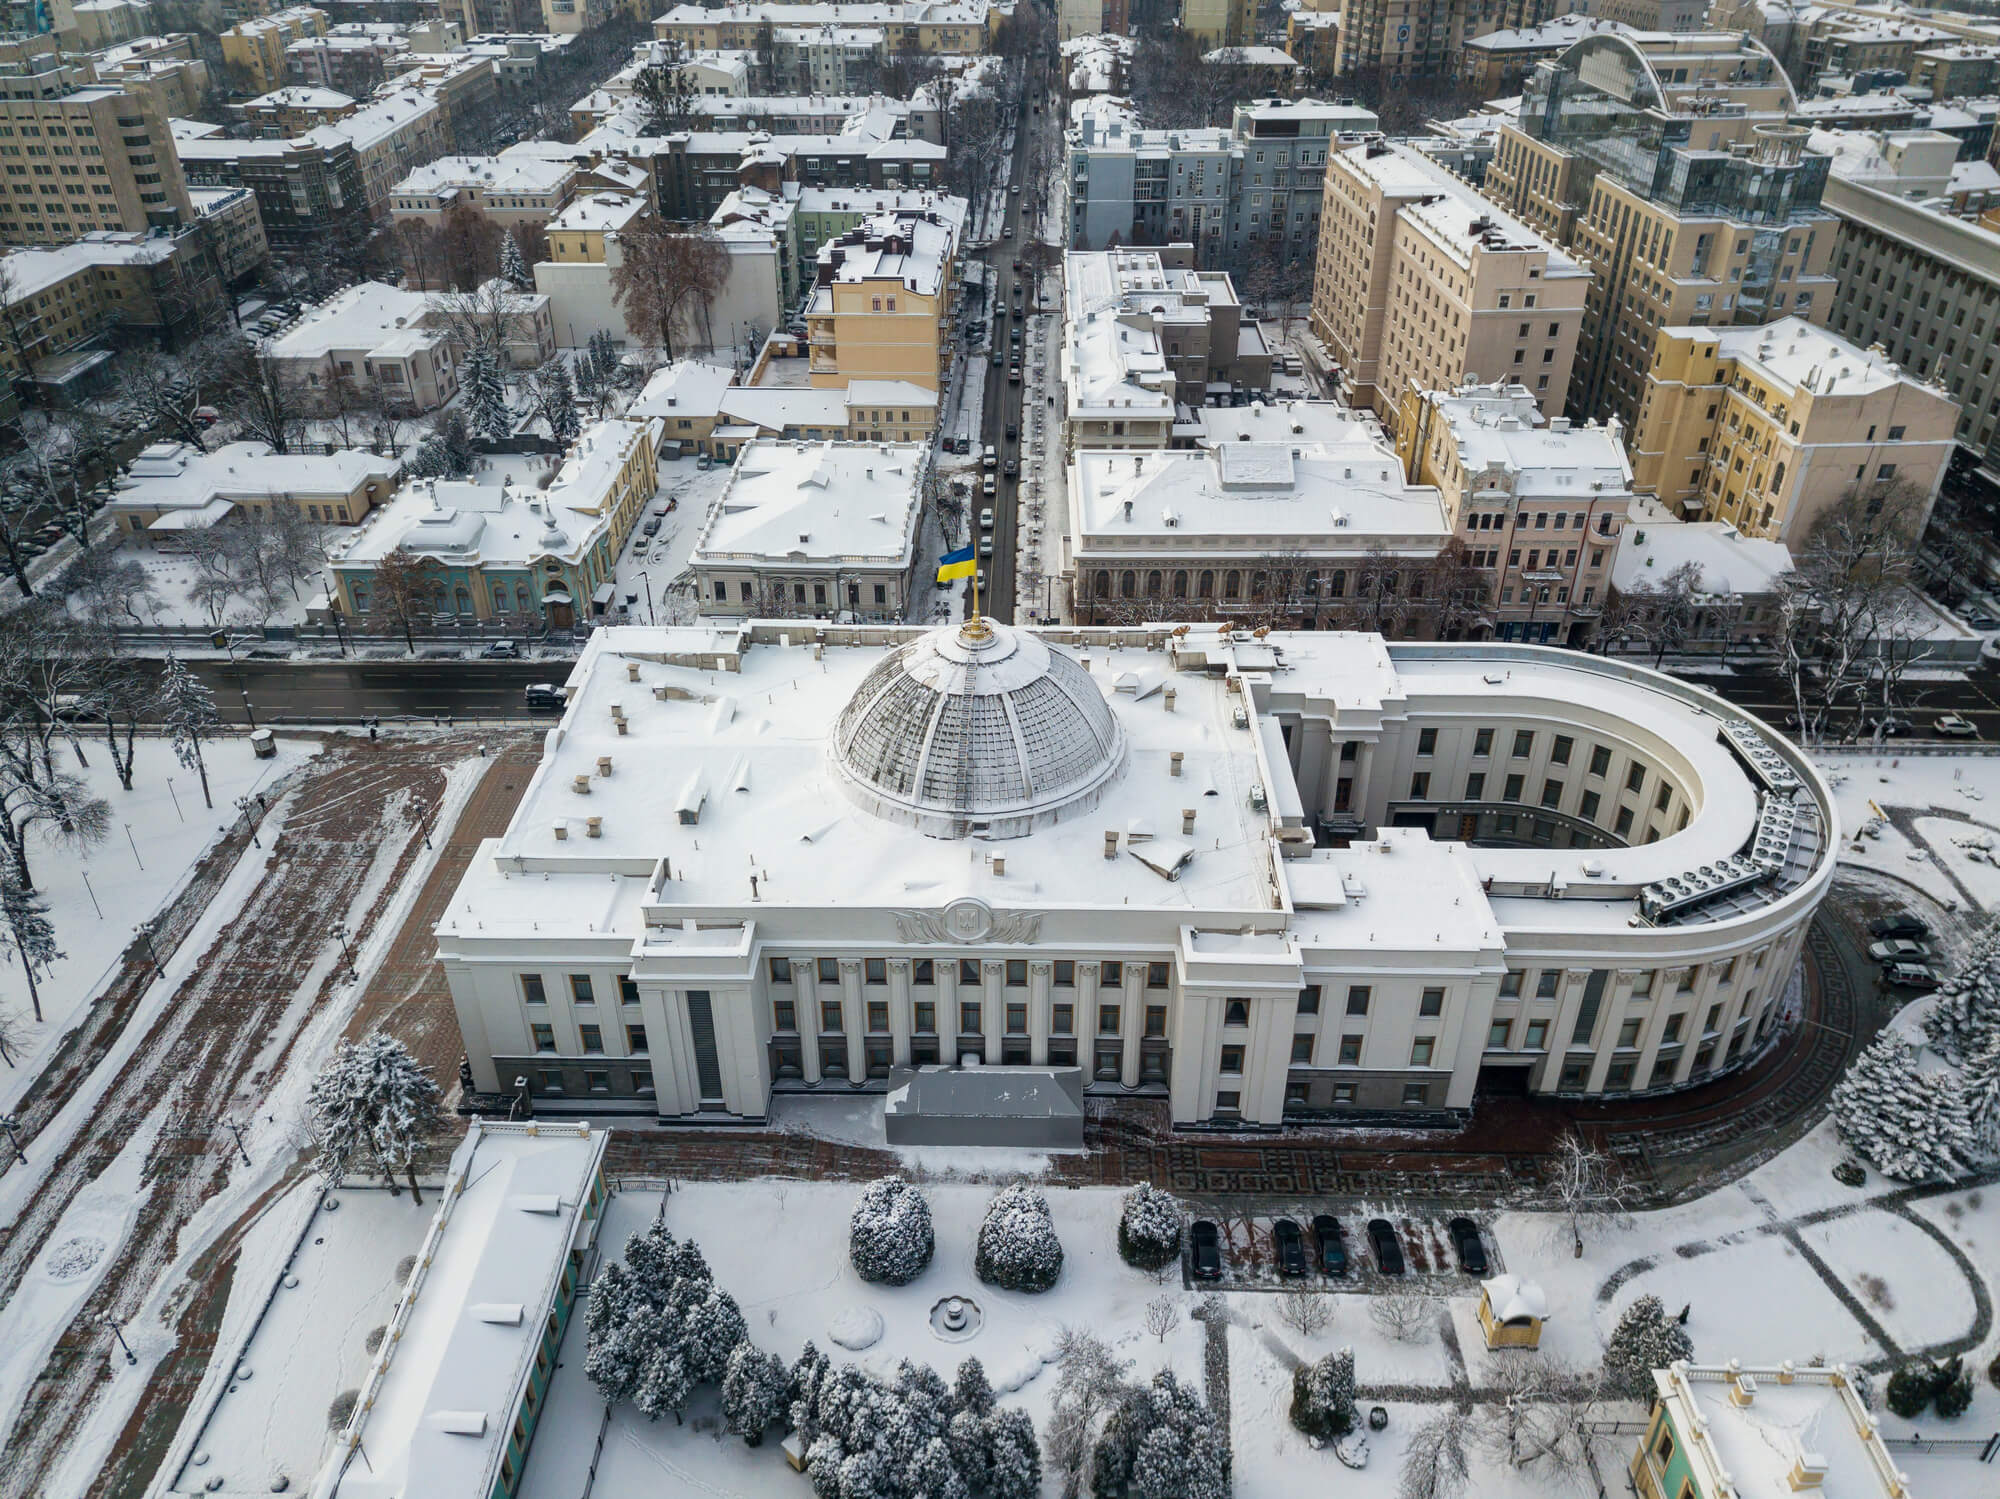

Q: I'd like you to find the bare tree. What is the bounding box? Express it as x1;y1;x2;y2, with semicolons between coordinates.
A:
1044;1327;1131;1499
121;341;232;451
429;278;534;366
369;547;436;653
1400;1407;1475;1499
1542;1131;1641;1257
1606;558;1702;668
220;344;310;454
1144;1294;1181;1344
609;216;730;361
434;198;504;293
396;217;441;292
1419;540;1491;640
0;1001;27;1067
1473;1358;1608;1486
65;543;160;640
180;523;243;626
1276;1286;1332;1338
1369;1293;1433;1343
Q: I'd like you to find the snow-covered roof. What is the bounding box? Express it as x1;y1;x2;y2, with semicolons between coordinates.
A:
1202;44;1299;66
1656;1364;1906;1499
245;85;357;109
1462;14;1652;51
107;441;399;514
1423;381;1633;497
654;0;993;25
1340;142;1587;278
1071;441;1451;549
812;207;961;297
633;361;934;433
690;438;923;566
547;192;646;234
1481;1273;1547;1322
1185;398;1387;450
1612;496;1793;598
0;231;178;303
301;88;439;154
268;282;445;360
322;1122;608;1499
1062;314;1174;422
1692;316;1918;398
393;153;575;198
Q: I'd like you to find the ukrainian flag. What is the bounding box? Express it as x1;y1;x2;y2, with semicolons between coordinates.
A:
937;544;977;582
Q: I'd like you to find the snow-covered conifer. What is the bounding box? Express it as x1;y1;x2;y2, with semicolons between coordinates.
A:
975;1184;1064;1292
529;356;580;444
986;1407;1041;1499
850;1176;935;1284
1832;1033;1980;1183
947;1407;993;1491
307;1031;445;1202
1962;1035;2000;1157
721;1342;788;1446
952;1356;995;1418
632;1305;692;1423
675;1280;747;1383
156;652;218;808
500;232;531;290
1117;1182;1184;1272
583;1260;643;1404
1924;918;2000;1061
462;344;512;441
1602;1295;1695;1400
909;1435;970;1499
1289;1346;1357;1440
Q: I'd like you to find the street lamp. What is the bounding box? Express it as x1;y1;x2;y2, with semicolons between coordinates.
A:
637;569;657;626
331;921;357;982
415;803;432;851
222;1117;251;1167
323;576;350;658
233;795;261;849
101;1312;137;1366
1;1112;24;1164
134;921;164;983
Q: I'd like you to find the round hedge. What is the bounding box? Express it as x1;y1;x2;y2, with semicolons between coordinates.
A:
1117;1183;1184;1271
974;1184;1063;1293
849;1177;935;1285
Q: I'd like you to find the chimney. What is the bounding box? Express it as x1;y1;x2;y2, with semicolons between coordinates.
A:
1164;687;1176;712
1730;1373;1759;1408
991;854;1005;876
1170;750;1184;777
586;815;603;838
1182;808;1195;834
597;756;613;777
626;661;640;681
616;718;629;736
553;822;569;840
1104;830;1119;859
572;774;591;794
610;701;625;721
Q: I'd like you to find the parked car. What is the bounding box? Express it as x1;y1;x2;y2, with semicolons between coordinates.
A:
979;507;995;531
1008;364;1022;385
480;639;521;659
1311;1214;1347;1276
1871;915;1931;942
1885;962;1940;990
1273;1218;1308;1277
642;518;663;537
982;475;996;497
1865;714;1911;737
1968;612;1999;630
1869;938;1928;963
1447;1217;1488;1275
523;684;564;710
1367;1218;1404;1275
193;405;220;427
1010;327;1022;346
1934;713;1979;737
1190;1220;1222;1280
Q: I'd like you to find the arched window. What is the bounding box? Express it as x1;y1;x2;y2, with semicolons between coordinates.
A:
1120;570;1136;599
516;585;533;613
1172;571;1188;599
1145;570;1162;598
1198;570;1214;599
1223;570;1241;599
492;586;507;613
455;586;471;614
1330;570;1346;598
1095;570;1111;598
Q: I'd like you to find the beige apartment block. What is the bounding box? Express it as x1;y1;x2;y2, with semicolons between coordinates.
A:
390;153;576;232
1182;0;1253;48
1629;319;1960;544
240;84;356;136
221;7;327;94
1312;141;1587;436
807;207;959;393
0;43;194;249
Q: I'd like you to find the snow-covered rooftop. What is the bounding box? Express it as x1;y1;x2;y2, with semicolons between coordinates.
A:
109;441;400;516
268;282;446;360
1184;398;1386;451
393;153;575;198
689;439;923;566
1202;44;1299;66
1424;381;1633;497
0;231;178;303
654;0;993;25
245;85;356;109
1344;142;1587;277
322;1122;607;1499
632;361;934;434
1462;14;1652;50
1612;495;1793;597
812;207;961;297
300;88;440;154
547;191;645;234
1693;316;1918;398
1657;1363;1908;1499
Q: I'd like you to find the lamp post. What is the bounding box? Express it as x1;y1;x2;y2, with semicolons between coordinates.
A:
234;795;261;849
1;1112;24;1164
415;803;432;851
331;921;357;982
637;569;656;626
323;576;350;658
134;921;164;982
102;1313;137;1366
222;1117;251;1167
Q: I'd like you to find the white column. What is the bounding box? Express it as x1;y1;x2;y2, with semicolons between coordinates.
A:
889;959;913;1067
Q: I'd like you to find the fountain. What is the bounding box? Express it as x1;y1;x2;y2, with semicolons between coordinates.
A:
928;1293;984;1342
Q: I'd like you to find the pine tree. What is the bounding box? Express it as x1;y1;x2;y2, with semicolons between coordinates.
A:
1289;1346;1357;1440
975;1184;1064;1292
1832;1033;1981;1183
952;1357;995;1419
1603;1295;1695;1400
307;1031;446;1203
500;232;531;291
947;1408;993;1491
462;344;512;442
721;1342;788;1446
851;1176;936;1284
1962;1034;2000;1157
1117;1182;1184;1271
529;356;580;444
585;1260;644;1403
986;1407;1041;1499
676;1280;747;1383
0;873;61;1023
1926;918;2000;1062
156;652;217;808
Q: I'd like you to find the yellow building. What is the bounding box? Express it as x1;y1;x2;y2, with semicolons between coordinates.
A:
220;6;327;95
1182;0;1254;48
1476;1274;1547;1348
806;208;959;394
1311;141;1589;433
1630;319;1960;544
652;1;997;57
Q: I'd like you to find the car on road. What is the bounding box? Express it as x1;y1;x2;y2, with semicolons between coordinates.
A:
1008;364;1022;384
480;640;522;659
1010;184;1021;195
1884;962;1940;990
978;537;993;558
1010;327;1022;345
1273;1218;1309;1277
1311;1214;1347;1276
1969;612;1999;630
1447;1217;1488;1274
642;517;663;537
1004;423;1016;442
979;507;994;531
982;475;996;497
1367;1218;1404;1275
1865;714;1911;737
982;445;997;469
1190;1220;1222;1280
1869;938;1928;963
1003;458;1017;477
524;684;564;710
1871;915;1931;942
1934;713;1979;737
1003;225;1013;238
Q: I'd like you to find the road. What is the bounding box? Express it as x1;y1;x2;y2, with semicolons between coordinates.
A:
971;57;1060;624
1672;657;2000;743
142;658;561;725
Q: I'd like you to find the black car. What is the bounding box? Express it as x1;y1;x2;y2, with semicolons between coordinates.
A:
1871;915;1931;942
1447;1217;1488;1275
1311;1214;1347;1276
1190;1220;1222;1281
1273;1218;1308;1277
1004;423;1017;442
1367;1218;1405;1275
523;683;564;710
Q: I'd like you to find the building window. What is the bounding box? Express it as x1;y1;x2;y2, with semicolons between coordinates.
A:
1220;1045;1245;1074
1225;999;1249;1026
1291;1034;1314;1064
865;957;887;984
821;1001;843;1031
1580;790;1601;821
1524;1019;1549;1050
1053;1003;1073;1034
915;1001;936;1033
569;974;595;1004
1588;745;1611;777
1055;960;1075;986
538;1068;564;1092
1402;1083;1430;1106
1417;727;1437;756
1420;987;1445;1017
1346;985;1370;1016
1007;1003;1027;1034
1503;774;1524;801
1409;772;1430;799
522;973;547;1005
1615;806;1635;838
1410;1037;1435;1066
960;1001;982;1033
578;1024;603;1054
1215;1091;1241;1112
618;977;640;1005
868;1001;889;1032
1512;730;1534;757
1536;970;1560;999
1101;960;1124;987
1099;1004;1120;1034
1550;734;1573;765
818;957;839;984
773;1001;796;1032
1145;1006;1166;1038
960;958;980;986
1541;779;1563;808
1298;984;1320;1014
1006;959;1028;986
1147;961;1169;988
531;1024;556;1052
914;959;934;985
1487;1020;1511;1050
1466;772;1486;799
1338;1035;1362;1065
627;1024;648;1052
1500;970;1523;998
1473;728;1493;756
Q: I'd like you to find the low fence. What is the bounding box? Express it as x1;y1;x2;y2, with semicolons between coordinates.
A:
1883;1433;2000;1461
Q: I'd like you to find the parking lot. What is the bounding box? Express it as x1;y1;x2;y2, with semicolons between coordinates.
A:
1185;1209;1502;1291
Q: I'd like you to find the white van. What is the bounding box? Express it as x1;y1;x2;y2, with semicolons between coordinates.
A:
982;445;997;470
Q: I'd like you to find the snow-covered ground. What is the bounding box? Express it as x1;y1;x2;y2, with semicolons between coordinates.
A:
1;733;318;1113
606;453;735;626
1814;749;2000;923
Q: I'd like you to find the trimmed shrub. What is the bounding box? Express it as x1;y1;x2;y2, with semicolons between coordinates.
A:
975;1184;1063;1293
849;1177;934;1286
1118;1183;1184;1272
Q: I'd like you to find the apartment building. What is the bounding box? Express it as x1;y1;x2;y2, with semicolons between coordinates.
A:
1484;32;1838;429
1458;15;1643;96
221;6;327;94
1311;141;1587;434
1064;97;1379;272
1815;126;2000;470
1396;379;1631;643
1911;43;2000;98
0;35;193;249
1181;0;1252;48
240;84;355;136
189;182;267;285
1589;0;1706;31
633;358;938;457
1628;318;1959;543
174;124;367;250
285;31;409;94
652;2;996;59
807;205;960;392
105;439;397;543
1332;0;1582;80
390;153;576;232
1800;15;1951;89
1055;0;1128;42
87;36;210;119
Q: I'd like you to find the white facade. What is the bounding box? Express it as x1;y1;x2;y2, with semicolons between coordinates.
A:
439;619;1836;1128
